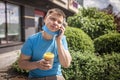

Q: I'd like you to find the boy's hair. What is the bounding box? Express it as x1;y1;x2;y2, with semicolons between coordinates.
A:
46;8;66;18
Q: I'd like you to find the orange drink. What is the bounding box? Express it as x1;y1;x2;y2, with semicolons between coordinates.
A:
43;52;54;61
43;52;54;68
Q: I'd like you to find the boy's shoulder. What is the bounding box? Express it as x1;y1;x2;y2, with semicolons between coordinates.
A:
28;32;42;40
30;32;41;37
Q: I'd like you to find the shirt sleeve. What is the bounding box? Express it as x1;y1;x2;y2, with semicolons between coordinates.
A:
21;37;33;56
62;36;68;50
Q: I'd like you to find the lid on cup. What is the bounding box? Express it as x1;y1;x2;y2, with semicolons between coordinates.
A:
43;52;54;60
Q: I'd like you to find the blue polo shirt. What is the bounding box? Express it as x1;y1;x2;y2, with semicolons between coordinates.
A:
21;32;68;78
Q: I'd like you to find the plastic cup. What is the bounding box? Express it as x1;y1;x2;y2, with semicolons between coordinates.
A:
43;52;54;68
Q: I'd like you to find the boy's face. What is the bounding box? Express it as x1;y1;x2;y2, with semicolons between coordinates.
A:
44;12;64;32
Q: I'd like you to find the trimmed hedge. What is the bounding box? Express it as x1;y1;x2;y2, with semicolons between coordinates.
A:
67;7;116;39
101;53;120;79
62;51;120;80
94;32;120;54
65;27;94;53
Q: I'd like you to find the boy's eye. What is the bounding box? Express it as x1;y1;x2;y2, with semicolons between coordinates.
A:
50;18;56;21
58;21;62;25
50;17;62;25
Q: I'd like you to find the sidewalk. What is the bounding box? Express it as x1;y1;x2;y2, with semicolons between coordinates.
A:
0;66;27;80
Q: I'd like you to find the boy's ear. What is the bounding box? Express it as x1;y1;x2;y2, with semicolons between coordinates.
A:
63;21;67;28
63;18;67;28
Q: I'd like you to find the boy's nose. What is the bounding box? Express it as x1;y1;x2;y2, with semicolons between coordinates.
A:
54;20;58;25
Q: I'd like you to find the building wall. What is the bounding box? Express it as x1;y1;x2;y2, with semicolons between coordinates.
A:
0;0;42;69
24;5;36;39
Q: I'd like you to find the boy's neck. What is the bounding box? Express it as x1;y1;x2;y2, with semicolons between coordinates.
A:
42;31;53;40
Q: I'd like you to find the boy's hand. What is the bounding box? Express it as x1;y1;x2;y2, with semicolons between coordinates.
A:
56;25;65;40
36;59;52;70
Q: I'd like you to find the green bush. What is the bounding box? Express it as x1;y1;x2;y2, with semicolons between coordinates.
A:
12;51;120;80
62;50;102;80
65;27;94;53
67;7;116;39
101;53;120;79
12;60;29;75
62;51;120;80
94;32;120;54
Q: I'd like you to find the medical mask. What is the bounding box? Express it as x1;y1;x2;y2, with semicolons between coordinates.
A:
42;25;60;36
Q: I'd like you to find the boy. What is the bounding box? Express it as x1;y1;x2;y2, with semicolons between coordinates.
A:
18;8;72;80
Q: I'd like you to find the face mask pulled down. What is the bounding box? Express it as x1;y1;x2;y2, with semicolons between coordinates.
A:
42;25;60;36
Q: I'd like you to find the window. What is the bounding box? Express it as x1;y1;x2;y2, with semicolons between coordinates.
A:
0;2;5;43
35;10;45;32
0;1;21;46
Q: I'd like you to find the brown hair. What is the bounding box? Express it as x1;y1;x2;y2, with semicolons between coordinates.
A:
46;8;66;18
